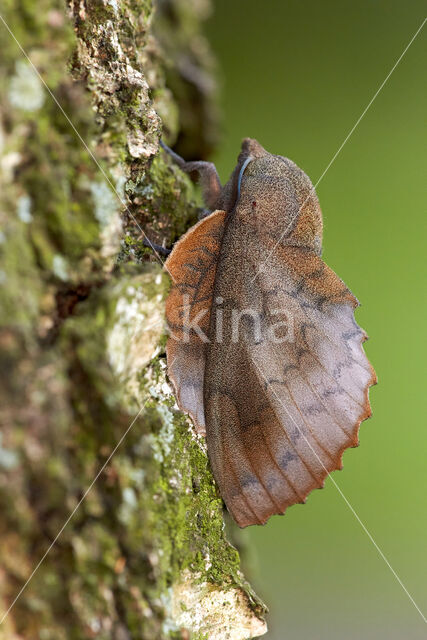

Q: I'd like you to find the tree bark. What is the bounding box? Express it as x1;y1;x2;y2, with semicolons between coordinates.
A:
0;1;267;638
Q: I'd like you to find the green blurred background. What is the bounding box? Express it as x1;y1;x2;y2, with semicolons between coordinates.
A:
206;2;426;638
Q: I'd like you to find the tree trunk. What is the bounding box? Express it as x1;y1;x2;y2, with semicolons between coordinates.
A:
0;1;267;638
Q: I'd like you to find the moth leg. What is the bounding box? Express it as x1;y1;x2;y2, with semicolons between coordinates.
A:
142;237;171;256
198;208;213;220
160;141;222;210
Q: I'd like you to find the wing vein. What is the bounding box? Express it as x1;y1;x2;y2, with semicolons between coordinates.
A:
251;360;320;485
256;421;305;503
218;430;263;525
284;381;336;466
294;365;354;440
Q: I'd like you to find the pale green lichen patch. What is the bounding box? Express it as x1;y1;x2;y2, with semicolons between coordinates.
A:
52;254;69;281
61;264;168;411
89;169;126;262
90;180;120;229
17;194;33;223
8;60;45;112
0;433;19;471
147;401;176;464
107;268;167;404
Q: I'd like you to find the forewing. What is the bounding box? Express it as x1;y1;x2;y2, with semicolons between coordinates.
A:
205;230;376;527
165;210;227;434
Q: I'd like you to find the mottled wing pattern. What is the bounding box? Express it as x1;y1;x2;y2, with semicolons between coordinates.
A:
205;226;376;527
165;210;227;434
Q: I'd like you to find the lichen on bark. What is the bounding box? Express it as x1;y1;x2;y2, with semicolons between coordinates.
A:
0;1;267;638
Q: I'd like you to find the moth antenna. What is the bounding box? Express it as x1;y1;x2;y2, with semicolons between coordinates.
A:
237;156;253;202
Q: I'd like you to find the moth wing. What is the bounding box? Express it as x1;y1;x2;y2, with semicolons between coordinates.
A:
165;210;227;434
205;240;376;527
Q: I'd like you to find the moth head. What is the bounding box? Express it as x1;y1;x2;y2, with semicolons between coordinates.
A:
217;138;269;212
239;137;268;161
234;140;323;255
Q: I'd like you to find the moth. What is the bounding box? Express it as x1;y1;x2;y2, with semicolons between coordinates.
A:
164;138;376;528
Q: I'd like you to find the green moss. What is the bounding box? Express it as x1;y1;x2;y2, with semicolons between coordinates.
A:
152;410;241;584
0;216;42;328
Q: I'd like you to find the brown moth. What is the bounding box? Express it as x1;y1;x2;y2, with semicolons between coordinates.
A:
164;138;376;528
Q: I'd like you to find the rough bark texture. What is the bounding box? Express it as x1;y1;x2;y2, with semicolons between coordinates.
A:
0;1;267;639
